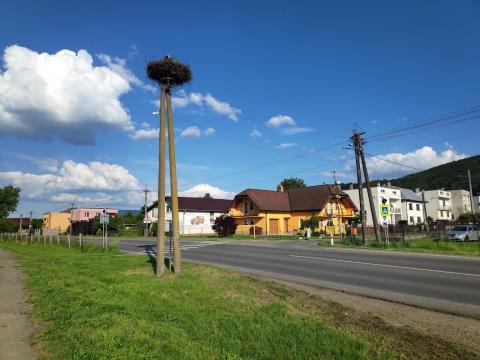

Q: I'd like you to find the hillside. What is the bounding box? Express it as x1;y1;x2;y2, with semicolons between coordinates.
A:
390;155;480;193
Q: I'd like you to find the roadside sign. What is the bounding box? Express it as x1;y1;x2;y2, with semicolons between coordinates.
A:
380;204;390;217
100;214;109;224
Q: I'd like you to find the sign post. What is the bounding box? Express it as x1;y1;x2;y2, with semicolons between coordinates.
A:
100;212;110;251
380;200;390;245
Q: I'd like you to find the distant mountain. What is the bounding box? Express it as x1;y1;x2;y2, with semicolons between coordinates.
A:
118;209;140;216
341;155;480;194
390;155;480;193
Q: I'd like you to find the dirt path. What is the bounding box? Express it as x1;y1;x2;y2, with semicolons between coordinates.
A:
0;250;36;360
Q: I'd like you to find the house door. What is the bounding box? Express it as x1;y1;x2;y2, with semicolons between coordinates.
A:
269;219;279;235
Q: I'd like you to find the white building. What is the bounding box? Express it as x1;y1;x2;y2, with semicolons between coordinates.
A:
449;189;472;220
399;188;425;225
417;189;452;221
344;183;402;226
146;196;231;235
474;195;480;214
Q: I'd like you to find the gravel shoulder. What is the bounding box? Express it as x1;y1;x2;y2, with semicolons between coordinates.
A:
0;250;36;360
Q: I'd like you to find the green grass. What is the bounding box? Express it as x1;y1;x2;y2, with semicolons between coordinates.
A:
318;237;480;256
0;239;476;359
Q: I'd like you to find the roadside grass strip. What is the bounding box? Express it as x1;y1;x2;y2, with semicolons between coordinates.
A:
319;237;480;256
0;240;477;359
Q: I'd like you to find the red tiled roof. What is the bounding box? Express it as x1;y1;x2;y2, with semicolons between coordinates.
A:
149;197;231;212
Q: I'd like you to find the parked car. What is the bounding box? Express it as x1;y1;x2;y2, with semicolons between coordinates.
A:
445;225;479;241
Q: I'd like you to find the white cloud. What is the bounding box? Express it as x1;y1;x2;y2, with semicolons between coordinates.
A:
204;127;215;136
276;143;297;149
179;184;236;199
350;146;468;178
36;158;59;173
0;45;135;144
280;127;314;135
180;126;202;138
267;115;296;128
97;53;156;92
129;128;159;139
171;90;241;121
250;127;262;138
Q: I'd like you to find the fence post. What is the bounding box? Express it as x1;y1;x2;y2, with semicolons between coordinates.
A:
57;234;60;245
49;235;52;245
67;234;71;248
79;233;82;248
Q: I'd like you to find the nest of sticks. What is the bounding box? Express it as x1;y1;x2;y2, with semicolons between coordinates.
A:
146;56;192;86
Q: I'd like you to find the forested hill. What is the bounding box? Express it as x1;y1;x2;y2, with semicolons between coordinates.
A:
390;155;480;193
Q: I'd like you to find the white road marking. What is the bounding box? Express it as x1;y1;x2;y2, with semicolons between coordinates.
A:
288;254;480;277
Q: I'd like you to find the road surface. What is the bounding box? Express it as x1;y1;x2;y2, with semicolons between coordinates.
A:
117;239;480;318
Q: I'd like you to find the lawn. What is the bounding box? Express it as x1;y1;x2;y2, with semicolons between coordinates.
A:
318;237;480;256
0;240;476;359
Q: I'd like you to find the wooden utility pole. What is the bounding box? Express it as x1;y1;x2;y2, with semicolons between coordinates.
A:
156;87;167;277
70;203;75;236
352;135;367;244
421;190;430;236
354;132;381;242
166;89;181;273
468;169;475;216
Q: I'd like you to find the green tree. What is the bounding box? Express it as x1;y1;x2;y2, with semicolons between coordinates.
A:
279;178;306;190
0;185;21;218
300;214;319;231
203;193;213;199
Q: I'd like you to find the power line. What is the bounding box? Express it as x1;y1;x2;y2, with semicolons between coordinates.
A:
364;153;426;172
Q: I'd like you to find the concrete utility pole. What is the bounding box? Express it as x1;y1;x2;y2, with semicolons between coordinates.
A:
422;190;430;236
354;132;381;242
156;87;167;277
29;211;33;235
468;169;476;216
166;89;181;273
142;189;151;237
352;133;367;244
18;214;23;234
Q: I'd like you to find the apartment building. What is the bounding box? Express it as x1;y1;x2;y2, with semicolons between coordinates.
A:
399;188;424;225
344;183;402;226
417;189;452;221
450;190;472;220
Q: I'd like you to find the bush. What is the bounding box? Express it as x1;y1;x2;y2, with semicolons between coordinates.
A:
0;218;18;232
212;215;237;237
249;226;263;235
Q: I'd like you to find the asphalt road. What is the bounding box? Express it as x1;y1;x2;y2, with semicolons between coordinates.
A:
118;239;480;318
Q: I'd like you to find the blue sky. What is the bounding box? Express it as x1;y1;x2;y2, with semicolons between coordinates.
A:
1;0;479;217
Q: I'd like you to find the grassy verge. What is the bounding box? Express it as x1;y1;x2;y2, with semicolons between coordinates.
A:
0;241;477;359
318;237;480;256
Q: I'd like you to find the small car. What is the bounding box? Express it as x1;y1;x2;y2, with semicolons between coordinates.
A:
445;225;479;241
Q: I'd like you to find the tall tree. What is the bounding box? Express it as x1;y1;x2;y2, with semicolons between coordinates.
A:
0;185;21;218
203;193;213;199
279;178;306;190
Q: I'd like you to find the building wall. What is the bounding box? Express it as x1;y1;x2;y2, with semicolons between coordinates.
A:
231;197;355;235
474;195;480;214
401;201;424;225
72;208;118;222
419;190;452;221
344;186;402;226
42;212;71;233
450;190;472;220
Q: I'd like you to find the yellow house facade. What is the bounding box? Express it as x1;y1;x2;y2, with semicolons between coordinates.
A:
42;212;71;233
230;185;357;235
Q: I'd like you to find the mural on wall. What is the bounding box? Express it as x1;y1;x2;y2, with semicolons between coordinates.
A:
191;216;205;225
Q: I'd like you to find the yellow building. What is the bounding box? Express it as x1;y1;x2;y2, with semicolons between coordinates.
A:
42;212;71;233
230;185;357;235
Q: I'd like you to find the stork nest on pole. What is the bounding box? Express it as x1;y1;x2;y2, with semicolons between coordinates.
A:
146;56;192;87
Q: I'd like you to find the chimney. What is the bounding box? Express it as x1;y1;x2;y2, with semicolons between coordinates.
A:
415;188;420;193
387;181;391;187
277;185;284;192
349;184;354;190
376;182;381;188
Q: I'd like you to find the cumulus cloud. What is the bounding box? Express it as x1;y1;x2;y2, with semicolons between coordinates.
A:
97;53;156;92
0;45;136;144
276;143;297;149
171;90;241;121
180;126;202;138
250;127;262;138
267;115;296;128
204;127;215;136
350;146;468;178
129;128;159;139
179;183;236;199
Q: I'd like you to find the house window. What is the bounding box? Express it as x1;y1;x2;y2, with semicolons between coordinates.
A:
244;202;248;215
381;189;385;193
408;203;413;210
417;217;421;223
250;202;254;210
85;212;89;218
410;216;414;224
416;204;420;211
244;219;249;225
393;191;397;195
210;212;214;223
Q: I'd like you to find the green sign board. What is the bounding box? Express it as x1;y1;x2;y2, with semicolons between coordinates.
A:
380;205;390;217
